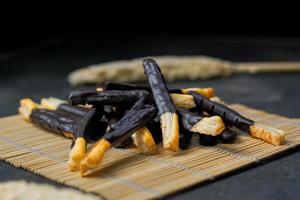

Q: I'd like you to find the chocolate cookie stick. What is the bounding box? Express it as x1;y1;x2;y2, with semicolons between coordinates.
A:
80;98;157;176
143;59;179;151
19;99;79;138
189;92;286;145
69;107;105;171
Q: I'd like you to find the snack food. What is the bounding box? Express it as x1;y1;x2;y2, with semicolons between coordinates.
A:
19;58;286;177
80;98;157;175
143;59;179;151
190;92;286;145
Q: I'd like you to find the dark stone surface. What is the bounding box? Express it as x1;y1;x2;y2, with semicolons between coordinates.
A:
0;34;300;199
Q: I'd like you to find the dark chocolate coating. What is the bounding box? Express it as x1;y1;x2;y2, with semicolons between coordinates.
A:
103;105;115;114
102;105;125;121
179;128;192;150
106;81;150;91
189;107;204;115
75;107;106;139
57;104;89;117
30;109;80;137
177;108;200;149
189;92;254;132
103;105;117;117
199;128;237;146
147;120;162;143
31;107;108;145
102;98;157;146
69;90;150;107
115;137;133;148
177;108;203;131
199;134;217;146
106;117;119;129
219;128;237;143
169;88;183;94
68;90;99;105
105;81;183;94
58;104;109;140
102;106;128;143
143;59;176;115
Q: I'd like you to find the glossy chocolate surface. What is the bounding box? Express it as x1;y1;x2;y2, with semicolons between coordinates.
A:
75;107;106;140
190;92;254;132
57;104;89;117
69;90;150;106
177;108;203;131
30;109;80;137
143;59;176;114
102;98;157;146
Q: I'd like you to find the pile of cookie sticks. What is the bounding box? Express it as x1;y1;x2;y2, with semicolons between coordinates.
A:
18;59;286;177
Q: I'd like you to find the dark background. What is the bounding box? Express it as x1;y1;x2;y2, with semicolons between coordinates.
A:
1;30;300;200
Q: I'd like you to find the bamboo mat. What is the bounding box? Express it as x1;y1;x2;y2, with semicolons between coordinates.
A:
0;104;300;200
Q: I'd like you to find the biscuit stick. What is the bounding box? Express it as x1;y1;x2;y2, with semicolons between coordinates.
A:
189;92;286;145
80;98;157;176
143;59;179;151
